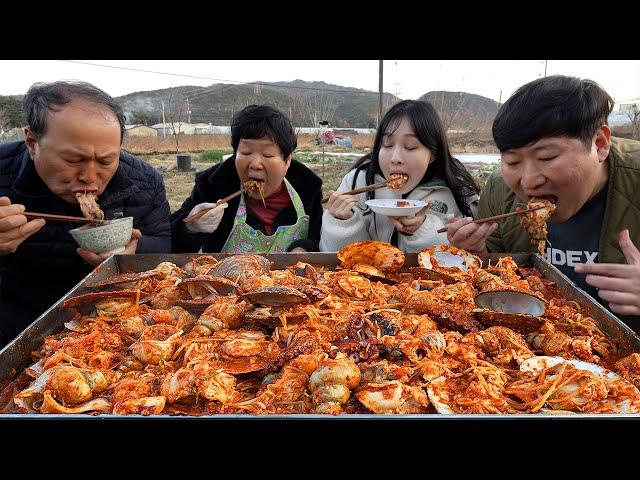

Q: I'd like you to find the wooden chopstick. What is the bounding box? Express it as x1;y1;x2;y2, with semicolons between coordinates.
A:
436;205;547;233
24;211;107;225
321;180;388;204
183;188;245;223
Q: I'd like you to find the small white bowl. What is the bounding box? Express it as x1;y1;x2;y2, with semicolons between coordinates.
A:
70;217;134;254
365;199;427;217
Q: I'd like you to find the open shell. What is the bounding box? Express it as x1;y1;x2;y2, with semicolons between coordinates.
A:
179;275;240;299
518;356;640;414
207;254;271;283
241;286;308;307
426;376;455;414
63;290;146;316
473;290;546;334
174;297;219;315
84;271;162;290
337;241;405;272
418;245;481;272
409;267;457;284
350;263;397;284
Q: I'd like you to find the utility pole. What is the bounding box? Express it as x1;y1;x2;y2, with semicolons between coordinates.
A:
498;90;502;108
544;60;548;77
378;60;383;124
161;101;166;138
186;97;191;124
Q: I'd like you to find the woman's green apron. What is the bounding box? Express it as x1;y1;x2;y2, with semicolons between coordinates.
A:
221;178;309;253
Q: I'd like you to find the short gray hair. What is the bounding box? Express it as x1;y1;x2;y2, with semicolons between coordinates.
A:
23;81;126;142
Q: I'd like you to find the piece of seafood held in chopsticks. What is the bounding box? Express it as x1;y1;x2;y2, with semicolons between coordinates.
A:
3;242;640;416
244;179;266;206
387;173;409;189
518;197;556;255
75;191;105;222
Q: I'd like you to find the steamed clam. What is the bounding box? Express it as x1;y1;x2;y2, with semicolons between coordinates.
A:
515;356;640;414
412;245;481;283
472;289;546;334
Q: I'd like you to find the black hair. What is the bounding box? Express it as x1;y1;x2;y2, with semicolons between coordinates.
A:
352;100;479;216
493;75;614;152
22;81;126;143
231;104;297;159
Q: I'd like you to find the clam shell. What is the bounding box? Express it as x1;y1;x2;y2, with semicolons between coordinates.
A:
337;240;405;272
241;286;308;307
410;267;457;284
519;356;640;414
84;271;161;289
208;254;271;282
474;290;546;316
179;275;239;295
473;290;546;333
425;376;455;414
63;290;145;308
418;246;481;272
472;309;544;334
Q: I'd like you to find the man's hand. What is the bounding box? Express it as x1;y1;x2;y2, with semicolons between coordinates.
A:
388;204;430;235
445;215;498;253
574;229;640;316
0;196;46;256
326;191;358;220
77;228;142;267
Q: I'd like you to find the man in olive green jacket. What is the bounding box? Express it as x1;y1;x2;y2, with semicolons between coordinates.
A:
446;75;640;332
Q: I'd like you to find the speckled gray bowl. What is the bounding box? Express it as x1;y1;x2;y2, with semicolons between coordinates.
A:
70;216;134;254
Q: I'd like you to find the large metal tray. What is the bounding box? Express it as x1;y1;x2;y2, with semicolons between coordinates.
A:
1;252;639;420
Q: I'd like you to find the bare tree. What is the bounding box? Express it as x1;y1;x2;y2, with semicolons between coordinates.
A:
435;92;469;133
0;108;9;134
625;104;640;140
165;88;189;154
301;91;337;128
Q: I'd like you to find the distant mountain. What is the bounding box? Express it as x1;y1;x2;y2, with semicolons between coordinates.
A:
116;82;498;130
116;80;401;128
1;82;500;131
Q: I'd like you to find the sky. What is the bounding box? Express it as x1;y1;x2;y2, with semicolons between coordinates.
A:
1;60;639;104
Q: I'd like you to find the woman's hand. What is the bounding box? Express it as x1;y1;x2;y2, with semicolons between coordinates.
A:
185;202;228;233
388;205;429;235
445;215;497;253
575;229;640;316
326;191;358;220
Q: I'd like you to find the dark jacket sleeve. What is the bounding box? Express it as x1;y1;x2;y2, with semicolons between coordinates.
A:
287;175;323;252
136;172;172;253
478;174;506;253
170;172;210;253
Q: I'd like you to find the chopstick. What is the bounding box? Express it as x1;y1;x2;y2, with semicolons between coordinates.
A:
24;211;108;225
321;180;388;204
183;188;245;223
436;205;547;233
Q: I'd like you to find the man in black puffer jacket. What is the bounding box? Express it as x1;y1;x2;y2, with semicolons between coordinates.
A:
0;81;171;347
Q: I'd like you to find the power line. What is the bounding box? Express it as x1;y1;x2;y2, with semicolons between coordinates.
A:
61;60;381;96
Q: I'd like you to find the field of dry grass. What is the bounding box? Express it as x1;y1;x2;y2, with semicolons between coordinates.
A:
124;132;498;156
123;133;375;155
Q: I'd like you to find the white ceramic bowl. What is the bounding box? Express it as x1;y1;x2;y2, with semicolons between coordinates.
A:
365;199;427;217
70;217;134;254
